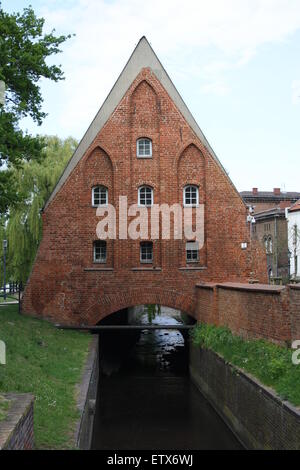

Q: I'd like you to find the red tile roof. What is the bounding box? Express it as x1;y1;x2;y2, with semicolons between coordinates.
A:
289;199;300;213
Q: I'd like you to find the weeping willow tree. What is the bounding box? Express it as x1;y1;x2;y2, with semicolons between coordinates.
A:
4;136;77;283
146;304;161;323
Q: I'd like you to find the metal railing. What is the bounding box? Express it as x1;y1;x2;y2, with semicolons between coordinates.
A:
0;281;23;313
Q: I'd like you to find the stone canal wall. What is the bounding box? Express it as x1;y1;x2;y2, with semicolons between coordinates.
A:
0;393;34;450
75;335;99;450
190;345;300;450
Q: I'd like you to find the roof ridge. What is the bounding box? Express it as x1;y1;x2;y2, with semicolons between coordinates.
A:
44;36;242;210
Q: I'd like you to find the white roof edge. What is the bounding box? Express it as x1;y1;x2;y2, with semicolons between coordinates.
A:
44;36;241;210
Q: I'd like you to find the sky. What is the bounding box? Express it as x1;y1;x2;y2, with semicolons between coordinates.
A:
3;0;300;192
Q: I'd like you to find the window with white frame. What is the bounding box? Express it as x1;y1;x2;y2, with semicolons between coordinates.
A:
138;186;153;206
184;185;199;206
140;242;153;263
93;240;107;263
186;241;199;262
92;186;108;206
137;138;152;157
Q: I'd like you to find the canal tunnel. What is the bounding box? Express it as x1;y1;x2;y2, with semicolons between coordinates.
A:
91;305;242;450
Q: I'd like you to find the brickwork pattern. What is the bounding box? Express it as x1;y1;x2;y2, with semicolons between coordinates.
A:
290;285;300;341
22;67;267;325
196;283;295;344
190;346;300;450
0;394;34;450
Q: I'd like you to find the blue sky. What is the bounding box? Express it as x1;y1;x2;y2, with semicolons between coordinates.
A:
3;0;300;191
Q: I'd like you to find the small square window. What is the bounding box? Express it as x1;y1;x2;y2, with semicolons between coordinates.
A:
92;186;108;206
137;138;152;158
94;240;107;263
138;186;153;206
184;186;199;206
186;241;199;263
140;242;153;263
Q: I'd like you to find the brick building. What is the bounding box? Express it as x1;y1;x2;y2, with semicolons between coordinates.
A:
287;199;300;282
240;188;300;214
241;189;300;284
22;37;267;325
251;208;289;283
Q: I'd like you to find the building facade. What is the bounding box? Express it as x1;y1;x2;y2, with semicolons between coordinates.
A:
251;208;289;283
22;38;267;325
287;200;300;282
241;188;300;214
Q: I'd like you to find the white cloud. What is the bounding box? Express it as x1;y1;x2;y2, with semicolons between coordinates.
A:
27;0;300;136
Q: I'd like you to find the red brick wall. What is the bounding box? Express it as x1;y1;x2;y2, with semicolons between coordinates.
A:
290;286;300;342
195;283;294;344
218;286;290;343
195;285;217;325
22;67;267;325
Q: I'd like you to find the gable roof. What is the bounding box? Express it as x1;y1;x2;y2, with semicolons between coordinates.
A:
289;199;300;213
240;191;300;201
44;36;240;210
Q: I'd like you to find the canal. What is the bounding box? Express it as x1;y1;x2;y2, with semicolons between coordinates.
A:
91;307;242;450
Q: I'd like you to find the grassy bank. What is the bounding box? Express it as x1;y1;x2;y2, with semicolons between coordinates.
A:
0;305;91;449
0;394;11;421
191;323;300;407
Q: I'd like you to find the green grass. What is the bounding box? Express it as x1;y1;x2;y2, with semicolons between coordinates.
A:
0;305;91;449
191;323;300;407
0;394;11;421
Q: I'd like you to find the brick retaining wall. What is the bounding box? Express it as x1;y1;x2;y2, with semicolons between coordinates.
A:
75;335;99;450
196;282;299;344
0;393;34;450
190;345;300;450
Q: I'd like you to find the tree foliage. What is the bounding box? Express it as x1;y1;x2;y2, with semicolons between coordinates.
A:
146;304;161;323
0;4;72;213
0;136;77;283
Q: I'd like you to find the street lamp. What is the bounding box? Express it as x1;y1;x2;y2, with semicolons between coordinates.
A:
3;240;7;301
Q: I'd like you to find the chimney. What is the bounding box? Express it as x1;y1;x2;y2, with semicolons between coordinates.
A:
273;188;281;196
252;188;258;195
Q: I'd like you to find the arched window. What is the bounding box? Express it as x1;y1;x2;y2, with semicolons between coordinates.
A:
93;240;107;263
184;185;199;206
138;186;153;207
92;186;108;206
137;138;152;158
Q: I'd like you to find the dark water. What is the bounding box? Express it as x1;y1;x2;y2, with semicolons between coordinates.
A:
91;311;242;450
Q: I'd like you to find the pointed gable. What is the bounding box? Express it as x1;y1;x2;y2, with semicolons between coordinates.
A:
44;36;238;209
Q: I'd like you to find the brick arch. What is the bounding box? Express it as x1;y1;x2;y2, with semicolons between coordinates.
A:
82;145;114;197
177;143;205;199
130;78;159;105
86;287;197;325
177;142;204;170
130;79;160;130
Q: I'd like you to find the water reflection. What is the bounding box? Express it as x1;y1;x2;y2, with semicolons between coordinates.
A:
91;306;242;450
124;309;188;375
